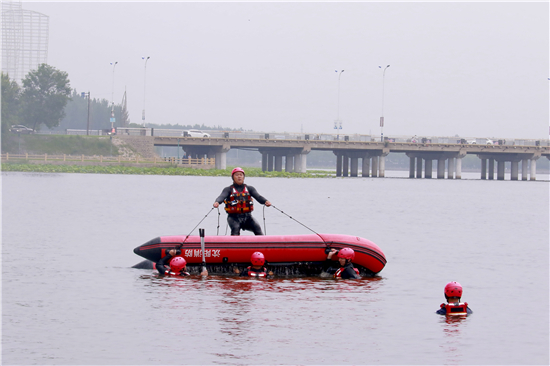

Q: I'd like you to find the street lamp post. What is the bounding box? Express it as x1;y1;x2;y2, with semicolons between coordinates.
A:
110;61;118;134
142;56;150;127
335;69;344;133
379;64;390;142
81;91;91;135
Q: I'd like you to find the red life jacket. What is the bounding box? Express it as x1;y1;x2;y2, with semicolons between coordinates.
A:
441;302;468;316
334;267;360;278
224;185;254;214
246;266;267;277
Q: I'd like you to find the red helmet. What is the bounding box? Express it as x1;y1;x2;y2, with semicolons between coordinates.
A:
170;256;187;272
231;167;245;177
444;281;463;298
250;252;265;266
338;247;355;260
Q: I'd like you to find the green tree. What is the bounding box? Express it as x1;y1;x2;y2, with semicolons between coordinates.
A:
1;72;21;135
20;64;71;131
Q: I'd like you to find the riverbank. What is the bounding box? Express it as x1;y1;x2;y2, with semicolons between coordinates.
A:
0;163;333;177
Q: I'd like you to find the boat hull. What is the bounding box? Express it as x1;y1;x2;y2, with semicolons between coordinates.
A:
134;233;386;275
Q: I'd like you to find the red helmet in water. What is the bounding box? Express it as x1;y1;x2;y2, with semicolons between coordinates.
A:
232;167;245;177
338;247;355;260
251;252;265;266
444;281;463;298
170;257;187;272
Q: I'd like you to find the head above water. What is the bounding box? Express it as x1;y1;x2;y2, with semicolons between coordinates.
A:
444;281;463;301
170;256;187;272
251;251;265;266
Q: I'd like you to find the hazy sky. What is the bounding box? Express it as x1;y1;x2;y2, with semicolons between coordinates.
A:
25;1;549;139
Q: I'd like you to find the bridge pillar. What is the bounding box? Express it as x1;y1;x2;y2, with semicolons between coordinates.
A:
300;151;309;173
425;159;433;178
521;159;528;180
437;159;445;179
215;151;226;169
293;153;301;172
530;158;537;181
490;158;496;179
261;152;268;171
213;145;230;170
511;160;519;180
372;156;379;177
448;157;455;179
362;154;370;177
274;155;283;172
335;152;342;177
481;158;487;180
379;155;386;178
343;154;349;177
416;157;423;178
497;160;505;180
350;156;359;177
267;153;274;171
437;157;446;179
455;158;462;179
409;156;415;178
285;154;294;172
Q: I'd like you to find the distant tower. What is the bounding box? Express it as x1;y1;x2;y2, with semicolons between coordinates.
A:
2;0;49;82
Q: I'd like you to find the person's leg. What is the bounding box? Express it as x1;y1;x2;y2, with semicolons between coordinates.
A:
227;215;241;236
242;215;264;235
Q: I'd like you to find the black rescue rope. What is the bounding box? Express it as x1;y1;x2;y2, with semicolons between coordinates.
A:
263;205;267;235
270;205;328;246
180;207;215;246
216;207;221;236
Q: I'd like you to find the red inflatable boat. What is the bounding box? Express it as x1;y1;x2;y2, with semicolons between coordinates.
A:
133;233;386;275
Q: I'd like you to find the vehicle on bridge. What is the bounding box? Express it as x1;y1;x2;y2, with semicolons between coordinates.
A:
467;138;493;145
183;129;210;138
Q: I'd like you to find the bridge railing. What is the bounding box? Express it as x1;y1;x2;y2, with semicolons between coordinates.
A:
26;128;550;147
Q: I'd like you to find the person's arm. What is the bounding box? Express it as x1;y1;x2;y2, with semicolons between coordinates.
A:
155;249;181;275
213;186;232;207
156;254;172;275
247;186;270;206
323;249;338;272
341;266;360;279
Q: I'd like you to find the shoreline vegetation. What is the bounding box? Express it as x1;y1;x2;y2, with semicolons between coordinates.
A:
0;163;335;177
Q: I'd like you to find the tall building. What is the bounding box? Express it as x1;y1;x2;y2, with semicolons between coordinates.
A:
2;0;49;82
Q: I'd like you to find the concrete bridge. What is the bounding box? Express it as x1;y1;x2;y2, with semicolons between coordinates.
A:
147;133;549;181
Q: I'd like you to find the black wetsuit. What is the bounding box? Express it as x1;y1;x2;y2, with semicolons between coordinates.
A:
324;260;360;279
215;183;268;236
156;250;189;276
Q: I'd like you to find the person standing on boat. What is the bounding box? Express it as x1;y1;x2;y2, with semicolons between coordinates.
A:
156;249;208;276
234;252;274;277
436;281;473;316
324;248;360;279
213;167;271;236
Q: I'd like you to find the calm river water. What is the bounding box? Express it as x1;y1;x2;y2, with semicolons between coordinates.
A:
2;171;548;365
